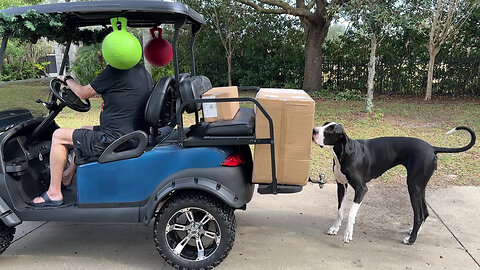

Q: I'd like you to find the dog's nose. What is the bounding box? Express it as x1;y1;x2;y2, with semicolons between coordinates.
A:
313;128;319;136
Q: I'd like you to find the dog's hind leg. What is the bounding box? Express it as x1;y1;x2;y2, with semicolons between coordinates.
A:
404;160;436;244
327;182;348;235
344;183;368;243
404;186;423;245
407;191;429;236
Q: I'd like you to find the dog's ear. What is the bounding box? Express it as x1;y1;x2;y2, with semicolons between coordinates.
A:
333;124;345;137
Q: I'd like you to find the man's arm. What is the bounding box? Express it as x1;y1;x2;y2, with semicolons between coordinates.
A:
58;76;97;99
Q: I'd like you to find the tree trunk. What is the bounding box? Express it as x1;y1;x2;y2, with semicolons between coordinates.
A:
366;33;377;113
302;20;329;92
425;46;439;101
142;29;152;75
0;35;9;77
227;54;232;86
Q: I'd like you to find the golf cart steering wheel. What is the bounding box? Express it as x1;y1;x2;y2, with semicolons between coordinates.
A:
50;78;91;112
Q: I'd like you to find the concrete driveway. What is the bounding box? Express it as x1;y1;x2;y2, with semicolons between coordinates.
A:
2;184;479;269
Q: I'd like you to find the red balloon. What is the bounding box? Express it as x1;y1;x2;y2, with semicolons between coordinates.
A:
145;28;173;67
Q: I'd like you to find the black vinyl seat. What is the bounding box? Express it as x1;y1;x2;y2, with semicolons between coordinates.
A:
205;108;255;137
175;76;257;139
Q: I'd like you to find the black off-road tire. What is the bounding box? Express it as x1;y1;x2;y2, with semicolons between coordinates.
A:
153;191;236;270
0;221;15;255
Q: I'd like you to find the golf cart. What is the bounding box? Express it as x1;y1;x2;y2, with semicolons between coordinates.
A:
0;1;311;269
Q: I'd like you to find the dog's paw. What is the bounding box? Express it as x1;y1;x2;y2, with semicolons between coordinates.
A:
343;228;353;243
327;226;339;235
403;236;412;245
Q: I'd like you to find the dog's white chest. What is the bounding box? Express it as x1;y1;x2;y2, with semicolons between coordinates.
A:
333;155;348;185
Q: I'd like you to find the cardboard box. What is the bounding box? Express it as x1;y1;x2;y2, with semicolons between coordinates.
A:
201;86;240;122
253;88;315;186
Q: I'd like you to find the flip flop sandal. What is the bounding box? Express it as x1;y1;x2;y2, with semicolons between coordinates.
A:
30;192;63;208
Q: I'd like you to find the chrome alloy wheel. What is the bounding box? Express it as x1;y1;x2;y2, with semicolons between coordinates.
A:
165;207;221;262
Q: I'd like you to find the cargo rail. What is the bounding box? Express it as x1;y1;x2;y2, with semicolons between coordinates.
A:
176;97;303;195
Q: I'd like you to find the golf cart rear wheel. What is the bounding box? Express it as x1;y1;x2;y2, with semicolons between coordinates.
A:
154;192;236;270
0;221;15;255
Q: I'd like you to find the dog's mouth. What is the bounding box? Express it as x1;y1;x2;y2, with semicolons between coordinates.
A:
312;134;324;148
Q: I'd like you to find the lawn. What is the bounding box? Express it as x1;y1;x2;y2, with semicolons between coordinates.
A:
2;81;479;185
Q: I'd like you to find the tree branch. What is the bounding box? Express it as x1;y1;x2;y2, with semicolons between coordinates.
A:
306;1;316;10
236;0;315;20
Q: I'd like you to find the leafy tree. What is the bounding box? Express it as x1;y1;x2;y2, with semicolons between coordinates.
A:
69;44;105;85
0;0;42;9
343;0;404;112
423;0;478;100
235;0;350;93
185;0;250;86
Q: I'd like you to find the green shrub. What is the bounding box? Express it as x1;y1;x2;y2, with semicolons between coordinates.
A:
70;44;106;85
151;63;174;82
334;89;363;101
1;38;51;81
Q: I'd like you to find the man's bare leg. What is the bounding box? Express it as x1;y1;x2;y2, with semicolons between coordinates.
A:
62;126;93;187
33;128;75;203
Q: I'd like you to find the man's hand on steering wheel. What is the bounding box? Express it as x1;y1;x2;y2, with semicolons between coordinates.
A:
50;77;91;112
57;75;73;85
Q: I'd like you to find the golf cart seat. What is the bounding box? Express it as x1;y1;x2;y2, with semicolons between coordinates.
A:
177;76;255;139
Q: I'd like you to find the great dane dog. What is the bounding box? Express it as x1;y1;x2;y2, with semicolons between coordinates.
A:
312;122;475;244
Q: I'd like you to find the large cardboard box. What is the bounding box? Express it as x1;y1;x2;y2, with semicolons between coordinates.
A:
201;86;240;122
253;89;315;186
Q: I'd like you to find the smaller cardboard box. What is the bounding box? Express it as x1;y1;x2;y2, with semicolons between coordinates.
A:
201;86;240;122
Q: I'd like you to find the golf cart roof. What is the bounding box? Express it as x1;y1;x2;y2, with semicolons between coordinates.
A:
1;0;205;27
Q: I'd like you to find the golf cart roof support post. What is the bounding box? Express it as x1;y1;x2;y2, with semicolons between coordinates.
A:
0;34;9;76
190;24;201;77
172;18;186;94
59;39;72;76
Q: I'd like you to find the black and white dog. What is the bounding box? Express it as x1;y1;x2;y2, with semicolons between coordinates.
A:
312;122;475;245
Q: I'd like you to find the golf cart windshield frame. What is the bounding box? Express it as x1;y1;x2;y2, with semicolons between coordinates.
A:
0;0;204;81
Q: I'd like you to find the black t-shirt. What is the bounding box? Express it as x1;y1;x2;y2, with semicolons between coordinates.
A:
90;64;153;142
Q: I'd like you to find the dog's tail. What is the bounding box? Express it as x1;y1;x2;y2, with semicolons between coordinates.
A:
433;126;476;154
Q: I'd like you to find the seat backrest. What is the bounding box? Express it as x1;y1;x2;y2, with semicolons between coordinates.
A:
178;76;212;114
144;73;192;129
144;76;174;129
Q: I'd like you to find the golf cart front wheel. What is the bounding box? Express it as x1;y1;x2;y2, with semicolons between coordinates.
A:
0;221;15;255
153;192;236;270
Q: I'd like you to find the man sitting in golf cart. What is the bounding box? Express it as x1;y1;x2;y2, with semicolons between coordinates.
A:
32;19;153;207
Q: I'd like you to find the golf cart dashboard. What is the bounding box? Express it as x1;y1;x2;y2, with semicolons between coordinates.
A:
4;135;51;174
1;118;55;174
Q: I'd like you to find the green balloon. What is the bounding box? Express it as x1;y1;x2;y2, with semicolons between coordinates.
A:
102;17;142;70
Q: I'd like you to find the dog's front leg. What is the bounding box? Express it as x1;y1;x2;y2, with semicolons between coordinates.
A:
344;184;367;243
327;182;348;235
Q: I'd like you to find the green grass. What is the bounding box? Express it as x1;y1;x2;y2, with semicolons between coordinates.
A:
2;81;479;185
310;97;480;186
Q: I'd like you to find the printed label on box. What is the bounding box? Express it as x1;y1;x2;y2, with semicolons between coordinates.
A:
202;96;218;118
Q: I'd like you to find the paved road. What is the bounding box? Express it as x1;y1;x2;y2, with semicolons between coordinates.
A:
2;184;479;269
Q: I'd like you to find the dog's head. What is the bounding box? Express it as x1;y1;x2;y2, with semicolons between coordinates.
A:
312;122;346;148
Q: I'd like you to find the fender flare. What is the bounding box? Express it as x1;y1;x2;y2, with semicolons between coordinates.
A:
140;176;249;225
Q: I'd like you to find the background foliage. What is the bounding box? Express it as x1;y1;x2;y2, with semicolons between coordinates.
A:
1;0;479;98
